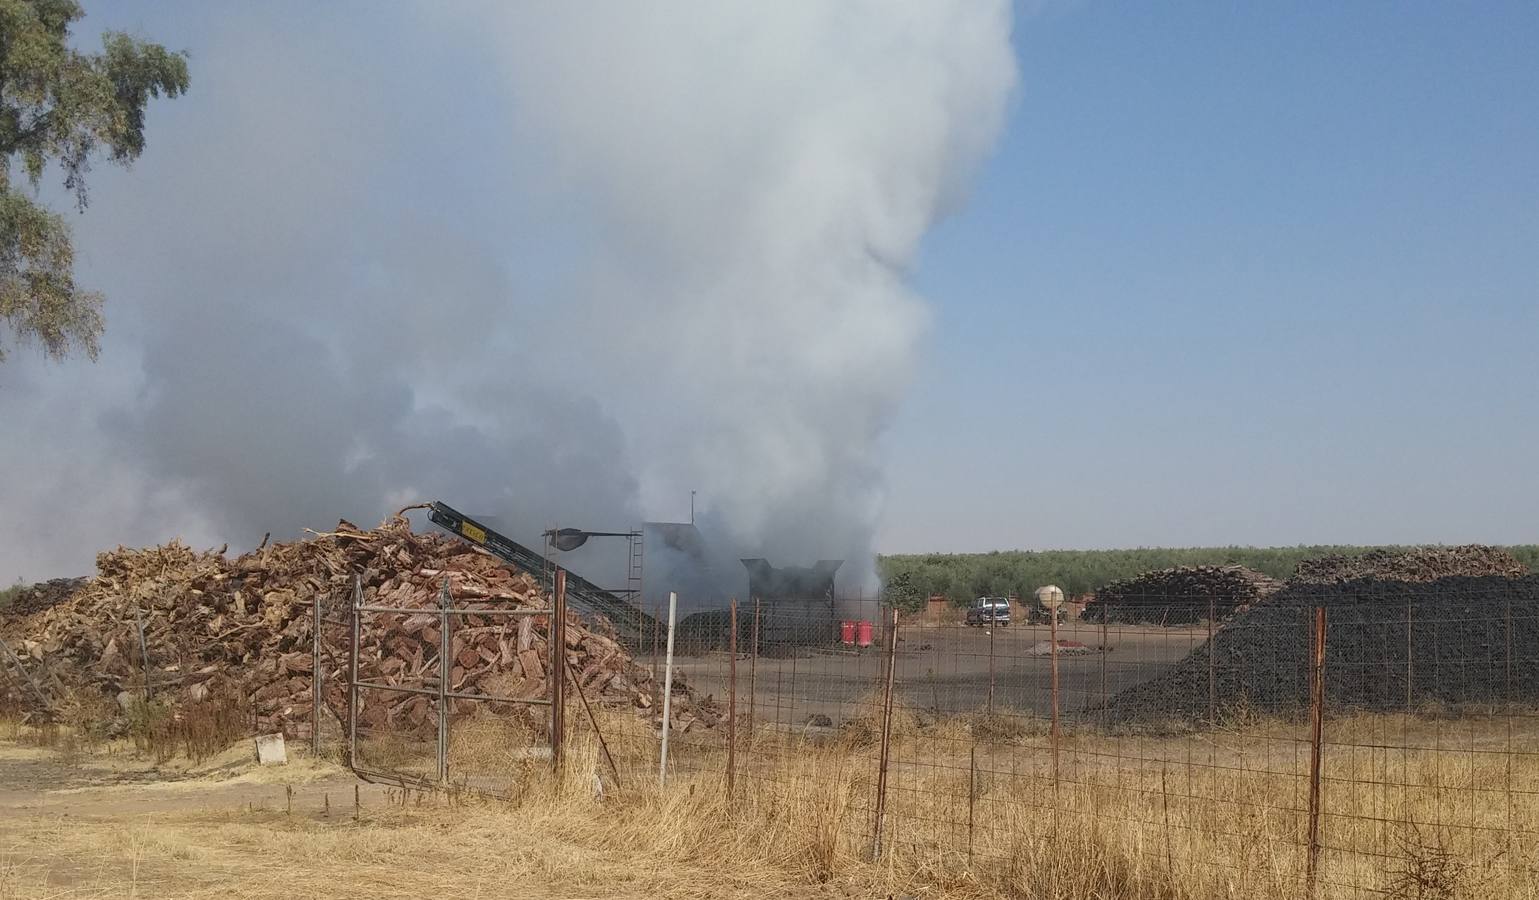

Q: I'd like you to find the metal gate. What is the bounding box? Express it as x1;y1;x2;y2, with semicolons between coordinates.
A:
340;570;568;797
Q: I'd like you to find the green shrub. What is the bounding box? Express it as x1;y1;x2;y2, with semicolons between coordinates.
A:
0;579;25;612
878;544;1539;602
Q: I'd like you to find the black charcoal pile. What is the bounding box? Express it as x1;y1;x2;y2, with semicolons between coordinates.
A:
1100;575;1539;725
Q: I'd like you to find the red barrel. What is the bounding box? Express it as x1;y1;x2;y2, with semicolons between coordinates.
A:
839;621;856;645
856;620;874;647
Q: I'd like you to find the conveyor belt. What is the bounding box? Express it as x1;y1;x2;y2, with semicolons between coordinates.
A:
426;501;653;644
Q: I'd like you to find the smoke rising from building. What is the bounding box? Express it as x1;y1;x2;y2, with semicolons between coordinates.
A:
0;3;1017;605
484;3;1018;599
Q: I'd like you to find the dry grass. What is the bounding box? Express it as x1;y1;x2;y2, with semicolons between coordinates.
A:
0;713;342;791
3;709;1539;898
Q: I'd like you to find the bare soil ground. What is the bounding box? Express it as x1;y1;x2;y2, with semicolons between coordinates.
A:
6;705;1538;900
0;742;367;818
0;738;842;900
672;621;1199;725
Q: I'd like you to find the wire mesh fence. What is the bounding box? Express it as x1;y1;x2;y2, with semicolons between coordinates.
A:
311;569;1539;897
646;578;1539;897
7;533;1532;896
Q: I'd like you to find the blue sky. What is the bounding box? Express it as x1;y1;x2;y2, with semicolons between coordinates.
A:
3;3;1536;585
878;2;1538;551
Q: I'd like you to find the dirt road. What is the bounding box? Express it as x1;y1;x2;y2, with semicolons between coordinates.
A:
670;621;1202;727
0;742;381;820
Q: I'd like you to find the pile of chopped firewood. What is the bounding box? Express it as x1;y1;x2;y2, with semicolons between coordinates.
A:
1295;545;1528;584
1082;565;1284;625
0;510;721;737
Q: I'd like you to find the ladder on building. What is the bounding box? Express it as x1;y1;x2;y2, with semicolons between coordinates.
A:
624;529;644;640
625;529;644;603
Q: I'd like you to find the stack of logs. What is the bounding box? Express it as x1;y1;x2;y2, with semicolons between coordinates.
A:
1294;545;1528;584
1082;565;1284;625
0;510;721;737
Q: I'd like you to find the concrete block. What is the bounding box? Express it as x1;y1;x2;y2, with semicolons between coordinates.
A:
254;732;288;766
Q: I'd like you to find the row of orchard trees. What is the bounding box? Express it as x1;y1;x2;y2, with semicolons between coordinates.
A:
876;545;1539;612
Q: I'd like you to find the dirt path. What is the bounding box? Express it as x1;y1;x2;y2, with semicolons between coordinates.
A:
0;741;848;899
674;621;1198;725
0;742;387;819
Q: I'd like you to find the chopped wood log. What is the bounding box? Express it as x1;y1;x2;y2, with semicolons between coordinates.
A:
0;509;721;737
1295;545;1527;583
1083;565;1283;625
517;649;545;682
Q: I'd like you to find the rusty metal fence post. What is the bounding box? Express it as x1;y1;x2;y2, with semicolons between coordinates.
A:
659;591;678;787
871;605;899;860
1306;605;1327;894
748;598;759;739
436;577;450;783
968;744;977;858
312;590;323;757
987;624;996;713
1405;599;1413;711
565;650;621;787
347;574;361;769
1050;607;1061;800
551;568;567;772
1208;595;1217;726
1099;610;1109;709
727;598;738;799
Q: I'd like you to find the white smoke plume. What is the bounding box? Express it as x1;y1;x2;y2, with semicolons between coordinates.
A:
482;3;1018;597
0;3;1016;608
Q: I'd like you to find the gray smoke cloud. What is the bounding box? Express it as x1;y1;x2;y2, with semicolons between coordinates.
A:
0;3;1016;607
481;3;1018;600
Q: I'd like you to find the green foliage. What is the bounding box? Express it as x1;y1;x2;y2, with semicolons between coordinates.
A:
0;0;188;361
878;545;1539;604
879;569;924;612
0;577;24;611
